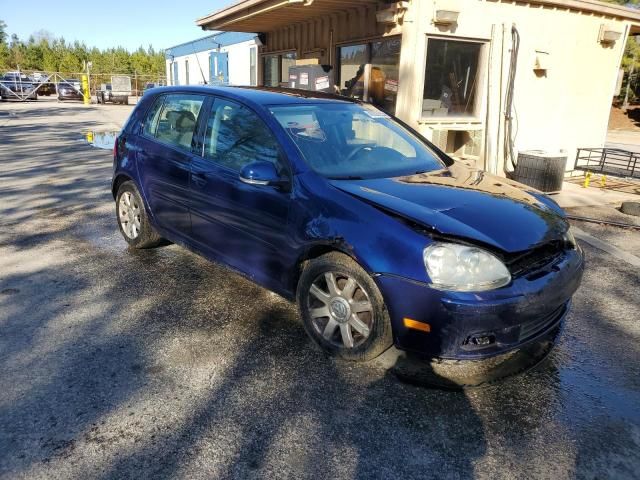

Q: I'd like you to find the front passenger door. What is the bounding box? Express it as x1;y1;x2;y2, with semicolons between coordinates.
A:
189;98;292;287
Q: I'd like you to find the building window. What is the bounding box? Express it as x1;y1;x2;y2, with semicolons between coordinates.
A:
371;38;401;115
337;37;401;115
422;39;482;118
250;47;257;86
262;51;297;87
281;52;296;85
263;55;279;87
338;44;368;100
185;59;190;85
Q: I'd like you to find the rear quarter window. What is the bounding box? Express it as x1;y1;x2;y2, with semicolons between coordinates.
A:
142;96;164;137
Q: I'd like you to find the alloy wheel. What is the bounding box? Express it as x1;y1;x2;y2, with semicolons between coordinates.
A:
307;272;374;349
118;191;142;239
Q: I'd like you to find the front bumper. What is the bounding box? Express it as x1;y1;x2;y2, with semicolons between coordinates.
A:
375;248;584;360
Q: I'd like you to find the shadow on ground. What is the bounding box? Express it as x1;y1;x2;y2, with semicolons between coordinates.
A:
0;101;639;479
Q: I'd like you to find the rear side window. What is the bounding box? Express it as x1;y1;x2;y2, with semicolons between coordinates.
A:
143;96;164;137
144;94;205;151
203;98;279;172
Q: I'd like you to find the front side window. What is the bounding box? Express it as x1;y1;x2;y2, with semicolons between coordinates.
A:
151;94;204;150
270;103;444;179
423;39;482;118
204;99;279;172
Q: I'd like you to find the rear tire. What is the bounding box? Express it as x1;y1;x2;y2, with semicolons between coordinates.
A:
116;181;164;249
297;252;393;361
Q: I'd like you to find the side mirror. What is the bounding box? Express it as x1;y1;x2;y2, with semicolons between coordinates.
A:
239;161;289;189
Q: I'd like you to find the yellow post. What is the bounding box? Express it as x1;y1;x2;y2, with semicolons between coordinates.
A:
583;171;591;188
81;74;90;105
600;175;607;188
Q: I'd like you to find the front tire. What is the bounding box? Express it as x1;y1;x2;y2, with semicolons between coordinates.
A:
116;181;164;249
297;252;393;361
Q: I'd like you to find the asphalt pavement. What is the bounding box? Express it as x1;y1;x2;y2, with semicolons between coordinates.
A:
1;98;640;480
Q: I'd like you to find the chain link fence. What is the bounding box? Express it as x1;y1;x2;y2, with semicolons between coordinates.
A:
0;69;166;102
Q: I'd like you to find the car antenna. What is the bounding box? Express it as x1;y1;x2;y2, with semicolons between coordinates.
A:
192;44;208;85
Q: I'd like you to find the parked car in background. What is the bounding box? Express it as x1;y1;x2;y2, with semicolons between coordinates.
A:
0;72;38;100
96;84;114;104
112;86;584;375
30;72;56;96
142;82;165;95
96;76;131;104
57;81;84;101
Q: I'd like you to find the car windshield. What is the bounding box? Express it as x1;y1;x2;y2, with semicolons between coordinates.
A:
269;103;445;179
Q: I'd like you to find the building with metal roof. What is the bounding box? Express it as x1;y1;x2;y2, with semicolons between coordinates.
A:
193;0;640;176
165;31;258;86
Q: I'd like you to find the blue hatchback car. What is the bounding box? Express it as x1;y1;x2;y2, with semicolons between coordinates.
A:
112;86;584;364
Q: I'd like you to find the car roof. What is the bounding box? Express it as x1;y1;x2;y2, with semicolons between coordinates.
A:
148;85;359;107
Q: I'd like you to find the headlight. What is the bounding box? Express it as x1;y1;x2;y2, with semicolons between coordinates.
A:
423;243;511;292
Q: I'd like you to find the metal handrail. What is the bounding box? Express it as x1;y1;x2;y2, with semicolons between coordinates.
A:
575;148;640;178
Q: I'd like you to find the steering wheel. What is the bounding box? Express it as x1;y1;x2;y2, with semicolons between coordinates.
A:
345;145;375;163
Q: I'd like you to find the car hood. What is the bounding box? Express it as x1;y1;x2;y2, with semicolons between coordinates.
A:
330;162;568;253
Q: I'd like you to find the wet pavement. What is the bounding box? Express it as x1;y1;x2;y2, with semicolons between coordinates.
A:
1;99;640;479
83;131;119;150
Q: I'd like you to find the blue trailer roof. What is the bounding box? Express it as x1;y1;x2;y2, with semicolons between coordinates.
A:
165;32;255;59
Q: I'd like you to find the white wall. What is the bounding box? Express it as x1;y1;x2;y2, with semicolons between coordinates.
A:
166;40;257;87
222;40;257;85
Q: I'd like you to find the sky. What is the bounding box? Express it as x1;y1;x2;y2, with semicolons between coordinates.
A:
2;0;233;51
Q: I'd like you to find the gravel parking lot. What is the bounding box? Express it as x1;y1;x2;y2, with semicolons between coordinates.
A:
1;98;640;480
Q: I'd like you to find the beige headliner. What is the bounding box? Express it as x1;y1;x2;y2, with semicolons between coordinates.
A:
196;0;640;33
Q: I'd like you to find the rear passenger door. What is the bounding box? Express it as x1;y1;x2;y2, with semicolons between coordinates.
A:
136;94;205;238
189;97;292;287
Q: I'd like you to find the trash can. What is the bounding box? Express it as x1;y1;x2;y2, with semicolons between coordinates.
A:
512;150;568;193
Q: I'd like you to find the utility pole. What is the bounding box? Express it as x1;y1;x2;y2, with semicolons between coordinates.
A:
622;36;640;113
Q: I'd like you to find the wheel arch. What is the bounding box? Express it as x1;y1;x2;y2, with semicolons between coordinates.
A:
292;242;372;294
111;174;133;199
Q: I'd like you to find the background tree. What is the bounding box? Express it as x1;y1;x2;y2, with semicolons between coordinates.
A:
0;20;7;44
0;19;165;80
601;1;640;101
